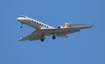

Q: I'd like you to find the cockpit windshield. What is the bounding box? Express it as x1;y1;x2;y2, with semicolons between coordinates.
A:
20;16;26;18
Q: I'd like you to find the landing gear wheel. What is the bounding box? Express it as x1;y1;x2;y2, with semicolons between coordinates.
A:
20;23;23;28
41;38;44;42
52;36;56;39
20;26;23;28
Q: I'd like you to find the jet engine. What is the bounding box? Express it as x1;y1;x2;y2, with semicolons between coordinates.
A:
57;26;64;28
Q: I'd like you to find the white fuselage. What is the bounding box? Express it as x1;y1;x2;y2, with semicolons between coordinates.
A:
17;16;55;30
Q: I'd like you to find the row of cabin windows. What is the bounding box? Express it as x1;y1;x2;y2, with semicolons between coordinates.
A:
32;20;49;28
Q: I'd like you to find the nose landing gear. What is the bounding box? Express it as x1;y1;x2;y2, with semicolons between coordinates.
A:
20;23;23;28
20;26;23;28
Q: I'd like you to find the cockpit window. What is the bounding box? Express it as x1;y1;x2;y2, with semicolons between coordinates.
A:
20;16;26;18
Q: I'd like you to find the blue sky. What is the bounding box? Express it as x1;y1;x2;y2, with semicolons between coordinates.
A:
0;0;105;64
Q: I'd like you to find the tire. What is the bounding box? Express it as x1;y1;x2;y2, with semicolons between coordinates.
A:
20;26;22;28
41;38;44;42
52;36;56;39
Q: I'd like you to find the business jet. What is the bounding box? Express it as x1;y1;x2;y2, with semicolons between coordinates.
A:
17;16;94;42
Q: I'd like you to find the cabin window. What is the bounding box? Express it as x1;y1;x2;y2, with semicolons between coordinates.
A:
44;25;46;27
32;20;33;22
34;21;36;23
36;22;38;24
47;26;48;28
39;23;41;25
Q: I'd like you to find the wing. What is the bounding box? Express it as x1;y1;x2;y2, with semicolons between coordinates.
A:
41;22;94;31
39;23;94;35
40;28;80;35
19;31;42;41
71;22;94;29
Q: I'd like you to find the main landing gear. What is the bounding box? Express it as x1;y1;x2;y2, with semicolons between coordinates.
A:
40;35;45;42
41;38;44;42
52;36;56;39
40;36;56;42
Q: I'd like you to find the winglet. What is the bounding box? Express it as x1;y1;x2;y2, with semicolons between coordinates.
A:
91;22;95;27
19;37;23;42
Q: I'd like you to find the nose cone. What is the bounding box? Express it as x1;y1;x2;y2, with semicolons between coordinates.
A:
17;17;21;21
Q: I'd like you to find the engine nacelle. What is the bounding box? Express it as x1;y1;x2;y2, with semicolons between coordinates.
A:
57;26;64;28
